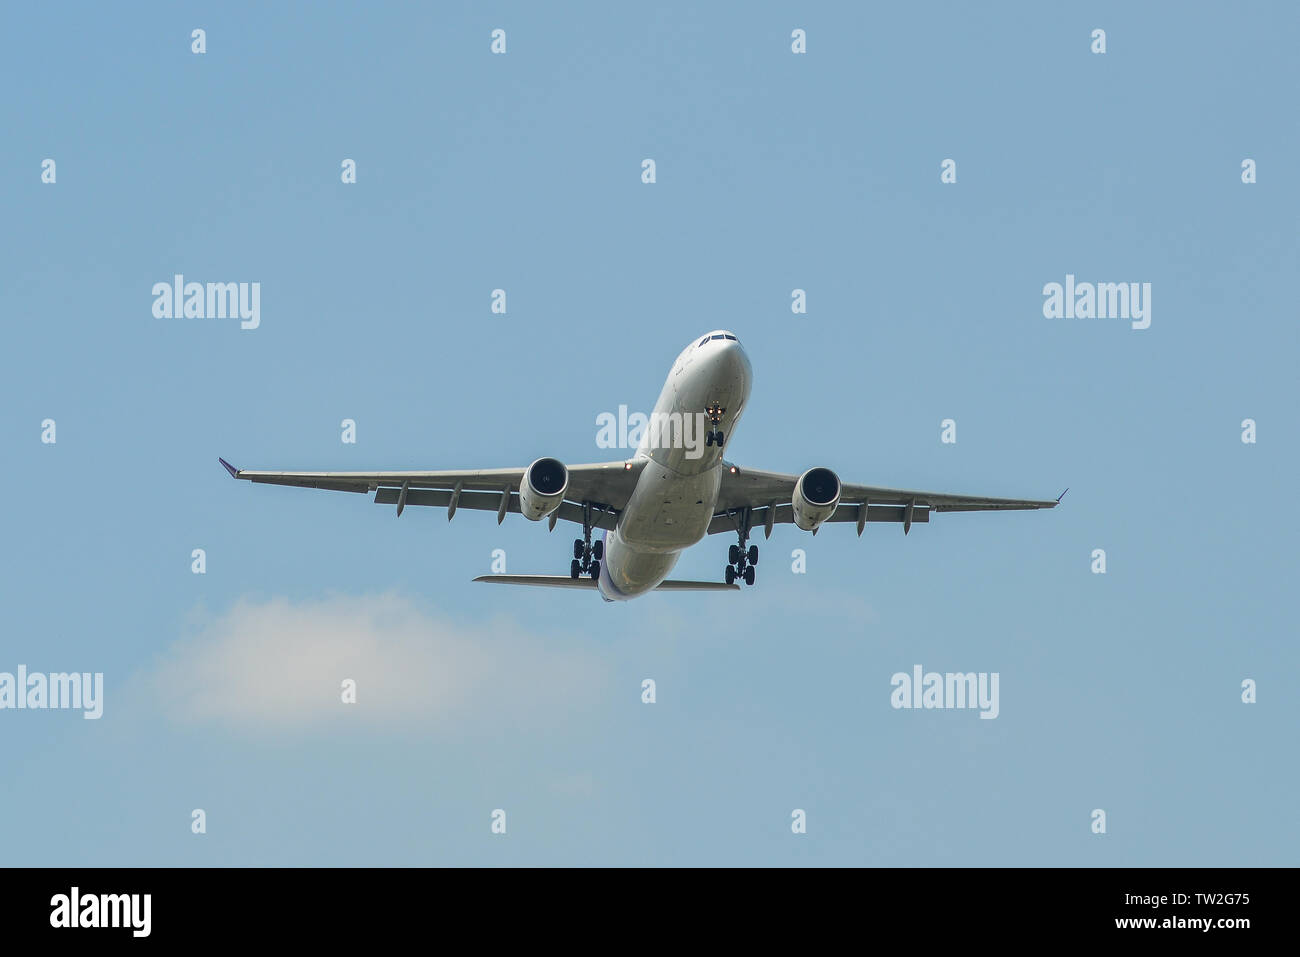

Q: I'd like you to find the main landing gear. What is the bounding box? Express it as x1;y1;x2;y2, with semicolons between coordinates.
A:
570;502;604;580
723;507;758;586
704;404;726;448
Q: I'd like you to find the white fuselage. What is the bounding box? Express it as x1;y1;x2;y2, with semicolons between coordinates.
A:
597;331;752;600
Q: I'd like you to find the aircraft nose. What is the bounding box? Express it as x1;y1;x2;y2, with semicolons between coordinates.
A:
714;337;751;386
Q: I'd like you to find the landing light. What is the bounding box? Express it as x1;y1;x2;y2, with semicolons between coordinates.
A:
624;462;632;470
729;465;738;474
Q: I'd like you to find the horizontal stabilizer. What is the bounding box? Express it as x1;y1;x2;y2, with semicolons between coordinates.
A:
473;575;739;591
652;579;740;591
473;575;598;589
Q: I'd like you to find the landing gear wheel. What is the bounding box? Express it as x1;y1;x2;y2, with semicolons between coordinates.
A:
570;504;601;575
724;506;753;586
705;431;714;447
715;431;724;447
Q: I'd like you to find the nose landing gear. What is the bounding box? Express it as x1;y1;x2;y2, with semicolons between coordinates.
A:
704;405;726;448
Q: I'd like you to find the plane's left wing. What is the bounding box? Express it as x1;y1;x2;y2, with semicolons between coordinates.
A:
218;457;644;530
709;465;1062;536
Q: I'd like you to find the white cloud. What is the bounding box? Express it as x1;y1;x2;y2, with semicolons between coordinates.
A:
146;592;607;732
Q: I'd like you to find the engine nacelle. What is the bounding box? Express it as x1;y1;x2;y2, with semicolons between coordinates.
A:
519;457;569;521
792;467;842;531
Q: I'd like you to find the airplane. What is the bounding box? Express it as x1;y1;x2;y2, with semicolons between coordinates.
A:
219;330;1062;601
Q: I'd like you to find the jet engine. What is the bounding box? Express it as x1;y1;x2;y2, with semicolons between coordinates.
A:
519;457;569;521
791;467;841;531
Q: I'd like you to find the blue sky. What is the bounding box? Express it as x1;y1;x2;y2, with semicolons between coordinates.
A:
2;1;1296;865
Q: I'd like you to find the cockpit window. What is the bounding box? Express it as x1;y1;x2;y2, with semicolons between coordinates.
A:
699;336;709;347
711;334;725;340
723;334;737;341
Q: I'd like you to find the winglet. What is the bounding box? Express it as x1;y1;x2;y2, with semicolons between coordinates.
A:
218;457;240;479
1056;487;1069;504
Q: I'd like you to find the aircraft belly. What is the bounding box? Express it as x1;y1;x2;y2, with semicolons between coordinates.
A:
598;532;679;599
618;464;719;551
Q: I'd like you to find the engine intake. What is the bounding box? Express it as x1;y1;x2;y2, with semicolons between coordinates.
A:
792;467;841;531
519;457;569;521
